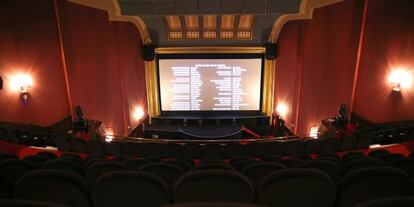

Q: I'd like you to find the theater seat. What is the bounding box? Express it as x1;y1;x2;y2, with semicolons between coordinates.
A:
36;151;58;160
257;169;336;207
342;157;385;175
0;159;37;181
394;158;414;178
54;138;71;152
0;199;69;207
191;163;234;171
86;140;104;155
241;162;286;188
350;196;414;207
122;158;151;170
161;203;266;207
23;155;48;167
231;159;259;171
140;163;184;188
337;167;414;207
0;152;18;162
304;139;323;154
41;159;85;177
91;171;170;207
0;172;12;198
296;160;340;183
174;170;254;203
14;170;90;207
86;161;129;186
70;138;87;153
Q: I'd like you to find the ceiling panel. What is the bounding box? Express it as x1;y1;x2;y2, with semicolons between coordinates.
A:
221;0;244;14
153;0;175;15
175;0;198;15
199;0;220;14
245;0;267;14
268;0;301;13
119;1;153;15
184;15;199;30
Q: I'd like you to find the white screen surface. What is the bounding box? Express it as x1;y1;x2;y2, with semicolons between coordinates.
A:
158;59;262;111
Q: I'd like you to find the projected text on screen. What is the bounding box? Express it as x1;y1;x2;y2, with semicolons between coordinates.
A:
159;59;262;111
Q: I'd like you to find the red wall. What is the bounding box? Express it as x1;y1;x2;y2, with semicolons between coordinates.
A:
0;0;147;136
0;0;70;126
275;0;364;135
353;0;414;122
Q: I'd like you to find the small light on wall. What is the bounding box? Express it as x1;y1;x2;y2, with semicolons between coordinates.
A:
276;103;288;118
133;106;145;121
104;127;115;142
10;74;33;103
309;126;319;139
388;69;413;92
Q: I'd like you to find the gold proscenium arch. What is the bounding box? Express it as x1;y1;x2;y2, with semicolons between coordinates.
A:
68;0;344;121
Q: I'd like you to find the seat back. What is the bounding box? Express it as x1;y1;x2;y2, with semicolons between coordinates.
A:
122;158;151;170
296;160;340;183
86;161;129;186
86;140;104;155
91;171;170;207
174;170;254;203
0;159;37;181
140;163;184;188
14;170;89;207
337;167;414;207
0;199;69;207
70;138;87;153
350;196;414;207
241;162;286;188
257;169;336;207
42;159;84;177
342;157;384;175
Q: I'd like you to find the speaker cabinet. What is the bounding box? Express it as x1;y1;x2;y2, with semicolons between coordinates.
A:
142;44;155;61
265;43;278;60
0;76;3;90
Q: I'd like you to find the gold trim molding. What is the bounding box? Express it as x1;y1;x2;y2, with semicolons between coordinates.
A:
68;0;151;44
268;0;344;43
148;47;274;118
156;47;266;54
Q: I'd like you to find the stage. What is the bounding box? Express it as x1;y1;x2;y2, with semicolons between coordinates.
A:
144;115;272;139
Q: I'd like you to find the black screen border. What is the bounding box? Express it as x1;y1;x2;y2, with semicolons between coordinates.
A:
156;53;265;117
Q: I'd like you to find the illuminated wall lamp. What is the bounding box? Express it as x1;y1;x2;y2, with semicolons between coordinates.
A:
388;69;413;92
11;74;32;104
104;127;115;142
309;126;319;139
133;107;145;121
275;103;288;118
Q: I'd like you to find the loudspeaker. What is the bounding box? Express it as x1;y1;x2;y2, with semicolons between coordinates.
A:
0;76;3;90
142;44;155;61
265;42;278;60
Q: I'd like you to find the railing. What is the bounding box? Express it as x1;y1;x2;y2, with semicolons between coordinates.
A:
114;134;317;144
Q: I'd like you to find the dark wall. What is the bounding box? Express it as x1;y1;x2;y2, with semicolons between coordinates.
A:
0;0;147;136
275;0;364;135
353;0;414;122
0;0;70;126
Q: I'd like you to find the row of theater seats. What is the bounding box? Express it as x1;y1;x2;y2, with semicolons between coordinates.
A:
1;149;414;207
0;126;60;147
355;121;414;145
55;135;374;158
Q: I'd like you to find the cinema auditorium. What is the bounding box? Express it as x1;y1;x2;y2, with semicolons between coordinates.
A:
1;0;414;206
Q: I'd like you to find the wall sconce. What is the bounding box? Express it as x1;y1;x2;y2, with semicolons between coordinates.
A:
10;74;33;103
388;69;413;92
309;126;319;139
275;103;288;118
133;106;145;121
104;127;115;142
